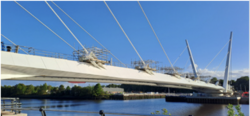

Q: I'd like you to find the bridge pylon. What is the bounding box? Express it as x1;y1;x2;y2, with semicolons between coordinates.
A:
223;32;233;93
185;40;199;80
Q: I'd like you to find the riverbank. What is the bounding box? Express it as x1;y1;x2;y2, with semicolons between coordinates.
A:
4;94;166;100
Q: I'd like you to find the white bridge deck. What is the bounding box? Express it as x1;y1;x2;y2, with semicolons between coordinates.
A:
1;51;224;93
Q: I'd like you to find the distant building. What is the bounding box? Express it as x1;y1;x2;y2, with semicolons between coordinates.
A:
102;87;124;94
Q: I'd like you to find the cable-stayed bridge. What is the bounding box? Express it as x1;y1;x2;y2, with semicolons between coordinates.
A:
1;1;233;96
1;51;224;93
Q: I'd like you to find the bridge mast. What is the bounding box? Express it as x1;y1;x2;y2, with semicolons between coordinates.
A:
223;32;233;92
185;40;199;80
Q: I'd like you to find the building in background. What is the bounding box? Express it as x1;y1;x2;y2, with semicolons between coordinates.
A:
103;87;124;94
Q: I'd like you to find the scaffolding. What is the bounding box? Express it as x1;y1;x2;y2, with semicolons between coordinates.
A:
131;60;160;69
182;72;211;81
73;46;110;63
158;66;184;75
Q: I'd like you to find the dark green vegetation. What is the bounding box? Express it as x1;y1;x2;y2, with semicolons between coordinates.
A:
1;83;108;99
210;76;249;91
151;108;171;115
227;104;245;116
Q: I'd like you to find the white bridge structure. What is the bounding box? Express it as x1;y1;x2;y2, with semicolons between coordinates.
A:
1;50;224;94
1;31;233;96
1;1;233;96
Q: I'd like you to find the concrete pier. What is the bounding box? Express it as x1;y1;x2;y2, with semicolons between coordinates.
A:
110;94;166;100
165;96;248;104
186;97;241;104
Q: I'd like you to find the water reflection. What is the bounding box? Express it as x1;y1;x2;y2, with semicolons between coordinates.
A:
19;99;249;116
32;103;87;109
194;104;226;116
93;100;103;103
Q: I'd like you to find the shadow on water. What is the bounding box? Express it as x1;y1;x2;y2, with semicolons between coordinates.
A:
93;100;103;103
193;104;226;116
24;103;87;109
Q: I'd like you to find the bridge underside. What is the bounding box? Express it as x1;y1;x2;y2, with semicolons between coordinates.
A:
1;51;224;94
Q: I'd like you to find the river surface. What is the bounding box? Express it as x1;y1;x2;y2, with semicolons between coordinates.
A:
18;98;249;116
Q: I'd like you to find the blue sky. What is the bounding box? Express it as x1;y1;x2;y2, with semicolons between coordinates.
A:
1;1;249;87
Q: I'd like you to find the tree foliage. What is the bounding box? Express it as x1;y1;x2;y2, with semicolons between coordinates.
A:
93;83;103;97
210;76;249;91
151;108;171;115
234;76;249;91
210;77;218;84
1;83;106;98
227;104;244;116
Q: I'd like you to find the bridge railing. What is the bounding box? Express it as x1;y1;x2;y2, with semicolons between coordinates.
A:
1;97;22;114
2;43;76;60
2;43;133;68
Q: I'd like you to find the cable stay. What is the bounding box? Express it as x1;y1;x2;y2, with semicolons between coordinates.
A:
45;1;106;69
206;53;227;85
45;1;87;54
15;1;103;69
137;1;178;77
104;1;154;75
202;39;230;84
184;58;189;70
173;47;187;66
204;39;230;69
214;54;227;72
14;1;78;52
51;1;126;67
1;34;29;54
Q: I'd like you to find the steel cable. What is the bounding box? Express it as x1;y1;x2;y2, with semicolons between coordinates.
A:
137;1;176;73
104;1;146;66
14;1;79;53
51;1;126;67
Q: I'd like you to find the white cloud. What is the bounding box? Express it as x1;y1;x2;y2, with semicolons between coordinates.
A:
197;68;249;80
184;63;249;80
187;64;198;72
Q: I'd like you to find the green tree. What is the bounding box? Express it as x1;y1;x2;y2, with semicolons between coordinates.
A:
47;85;52;92
25;85;34;95
234;76;249;91
227;104;235;116
151;108;171;115
229;80;236;86
235;105;244;116
15;83;26;95
210;77;218;84
227;104;245;116
51;87;58;95
219;79;224;86
1;85;12;97
38;83;48;95
65;86;71;95
93;83;103;97
59;85;65;95
33;86;40;94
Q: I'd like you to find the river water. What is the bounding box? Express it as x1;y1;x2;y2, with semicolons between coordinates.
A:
18;98;249;116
